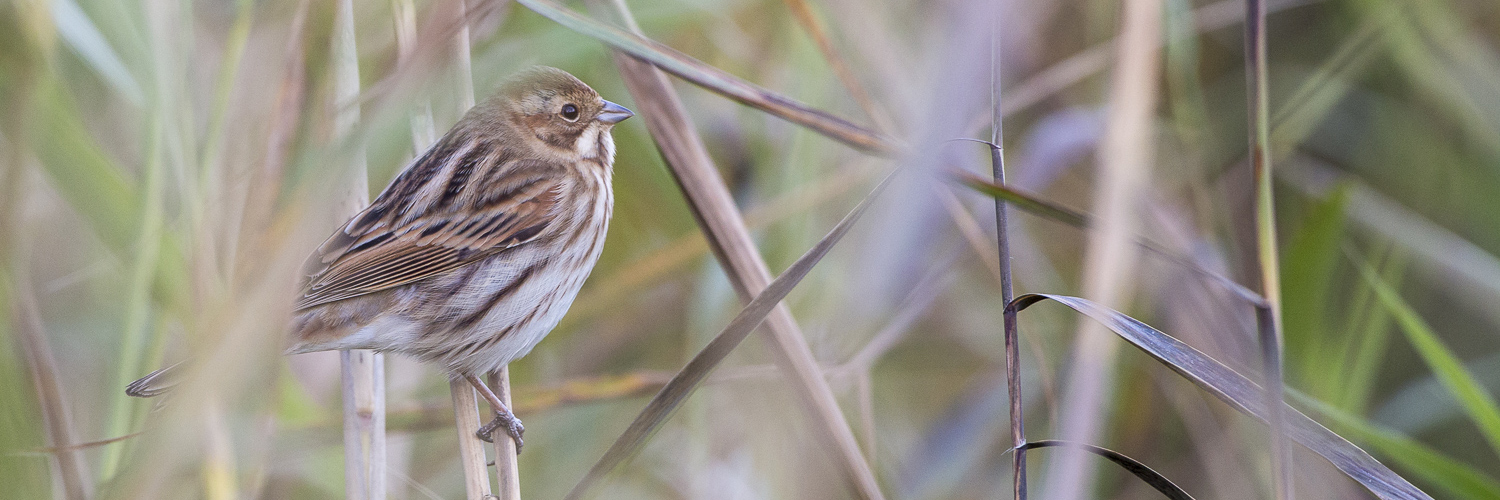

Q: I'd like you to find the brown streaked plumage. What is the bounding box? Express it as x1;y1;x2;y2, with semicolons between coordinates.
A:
128;67;632;451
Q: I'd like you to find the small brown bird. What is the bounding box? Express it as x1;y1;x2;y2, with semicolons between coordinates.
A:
128;67;632;450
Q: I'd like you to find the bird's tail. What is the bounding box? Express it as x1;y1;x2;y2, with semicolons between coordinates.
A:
125;362;183;398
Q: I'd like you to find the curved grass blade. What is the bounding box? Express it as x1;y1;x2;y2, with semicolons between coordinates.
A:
565;168;899;500
1292;390;1500;500
1018;440;1193;500
513;0;898;156
1008;294;1432;500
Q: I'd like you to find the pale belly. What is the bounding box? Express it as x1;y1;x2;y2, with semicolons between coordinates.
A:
288;225;608;375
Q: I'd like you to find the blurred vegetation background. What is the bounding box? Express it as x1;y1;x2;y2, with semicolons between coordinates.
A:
1;0;1497;498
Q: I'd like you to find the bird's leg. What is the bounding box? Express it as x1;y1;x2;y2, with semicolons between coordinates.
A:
464;374;524;453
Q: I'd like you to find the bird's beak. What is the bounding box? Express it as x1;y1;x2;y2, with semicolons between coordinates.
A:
596;100;634;124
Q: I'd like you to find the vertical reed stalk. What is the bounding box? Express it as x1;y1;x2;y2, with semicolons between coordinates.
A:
450;0;520;494
450;380;494;499
989;9;1025;500
202;397;237;500
341;351;386;499
488;369;521;499
332;0;386;497
1245;0;1291;498
388;0;510;494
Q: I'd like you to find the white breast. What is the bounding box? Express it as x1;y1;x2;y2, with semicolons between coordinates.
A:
432;164;613;374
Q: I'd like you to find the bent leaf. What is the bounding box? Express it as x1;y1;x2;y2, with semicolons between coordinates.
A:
1019;440;1194;500
1009;294;1431;500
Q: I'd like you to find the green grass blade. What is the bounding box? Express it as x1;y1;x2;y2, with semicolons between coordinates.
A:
99;104;165;482
0;291;50;499
50;0;144;105
1335;246;1403;411
1282;185;1349;398
1351;251;1500;456
1269;10;1386;157
29;81;139;248
1293;391;1500;500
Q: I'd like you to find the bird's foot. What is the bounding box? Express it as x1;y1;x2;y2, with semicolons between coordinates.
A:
477;409;524;454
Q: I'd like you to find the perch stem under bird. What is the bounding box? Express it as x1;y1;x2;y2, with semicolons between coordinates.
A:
126;67;632;452
465;374;525;448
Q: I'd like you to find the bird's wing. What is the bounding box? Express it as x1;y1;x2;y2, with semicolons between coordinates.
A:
294;166;562;311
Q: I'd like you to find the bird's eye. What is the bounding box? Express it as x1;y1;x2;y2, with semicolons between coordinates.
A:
560;103;580;121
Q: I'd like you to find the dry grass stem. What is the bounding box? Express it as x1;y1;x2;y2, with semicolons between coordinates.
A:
447;0;518;493
1042;0;1161;497
449;380;494;499
332;0;386;496
487;369;520;500
203;398;238;500
15;284;92;500
985;6;1026;497
582;0;884;497
935;187;1005;284
340;351;387;499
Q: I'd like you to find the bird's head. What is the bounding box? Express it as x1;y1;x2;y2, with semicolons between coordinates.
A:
473;66;633;162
